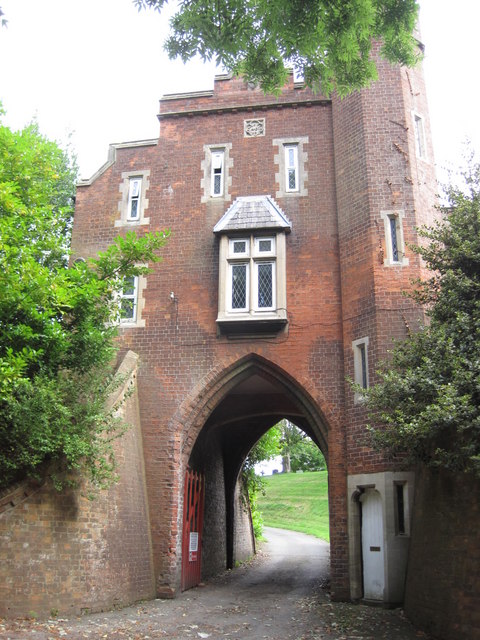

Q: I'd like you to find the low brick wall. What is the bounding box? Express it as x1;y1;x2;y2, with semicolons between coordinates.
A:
0;351;155;618
405;466;480;640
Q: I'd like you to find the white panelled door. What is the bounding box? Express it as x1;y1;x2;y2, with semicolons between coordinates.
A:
360;488;385;600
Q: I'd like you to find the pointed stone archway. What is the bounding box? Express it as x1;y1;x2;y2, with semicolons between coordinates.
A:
169;354;348;598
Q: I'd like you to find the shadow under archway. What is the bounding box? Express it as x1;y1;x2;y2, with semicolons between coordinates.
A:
185;354;330;581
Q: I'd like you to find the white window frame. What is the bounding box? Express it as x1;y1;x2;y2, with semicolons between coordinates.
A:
352;337;369;404
120;276;139;323
201;144;232;203
228;261;250;312
253;260;276;311
229;238;250;258
127;177;142;221
211;149;225;197
254;236;275;257
293;68;305;84
216;230;288;331
253;236;276;311
380;210;409;267
285;144;299;192
412;111;427;160
225;235;277;314
116;170;150;227
117;270;147;328
273;136;308;197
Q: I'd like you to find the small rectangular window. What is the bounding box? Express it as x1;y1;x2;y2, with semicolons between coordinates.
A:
229;238;249;257
352;337;369;403
233;241;246;254
127;178;142;220
120;276;138;321
389;216;399;262
358;342;368;389
395;483;406;534
293;68;304;84
284;144;299;192
211;150;224;197
413;113;427;160
381;210;408;267
254;236;275;256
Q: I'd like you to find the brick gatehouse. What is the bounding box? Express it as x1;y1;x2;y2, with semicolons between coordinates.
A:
0;41;437;617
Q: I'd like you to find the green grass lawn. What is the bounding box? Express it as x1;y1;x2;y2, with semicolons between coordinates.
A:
257;470;330;542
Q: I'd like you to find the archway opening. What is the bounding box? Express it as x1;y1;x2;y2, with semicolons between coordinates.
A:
183;360;330;586
247;419;328;543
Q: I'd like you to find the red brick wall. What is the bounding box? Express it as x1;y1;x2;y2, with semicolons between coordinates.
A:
332;49;438;479
405;467;480;640
69;66;437;603
0;352;155;618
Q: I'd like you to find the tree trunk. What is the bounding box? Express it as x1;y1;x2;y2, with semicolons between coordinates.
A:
282;454;291;473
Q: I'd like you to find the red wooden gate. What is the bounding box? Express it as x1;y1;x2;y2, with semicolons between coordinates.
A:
181;468;205;591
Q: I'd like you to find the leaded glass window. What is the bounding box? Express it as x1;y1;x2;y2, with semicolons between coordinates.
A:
257;263;273;308
231;264;247;309
226;236;277;313
389;216;399;262
254;236;275;256
233;240;247;254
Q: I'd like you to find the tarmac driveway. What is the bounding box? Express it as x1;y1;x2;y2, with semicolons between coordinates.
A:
0;527;432;639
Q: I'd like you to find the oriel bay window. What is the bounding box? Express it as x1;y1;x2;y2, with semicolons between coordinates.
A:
228;237;276;312
214;195;291;335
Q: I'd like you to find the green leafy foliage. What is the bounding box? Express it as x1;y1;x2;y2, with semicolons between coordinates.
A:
0;114;170;491
277;420;326;472
365;158;480;478
134;0;420;95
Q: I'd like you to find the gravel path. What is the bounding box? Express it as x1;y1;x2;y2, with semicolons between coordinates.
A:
0;527;433;639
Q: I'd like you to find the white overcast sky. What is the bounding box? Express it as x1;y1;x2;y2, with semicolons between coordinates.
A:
0;0;478;183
